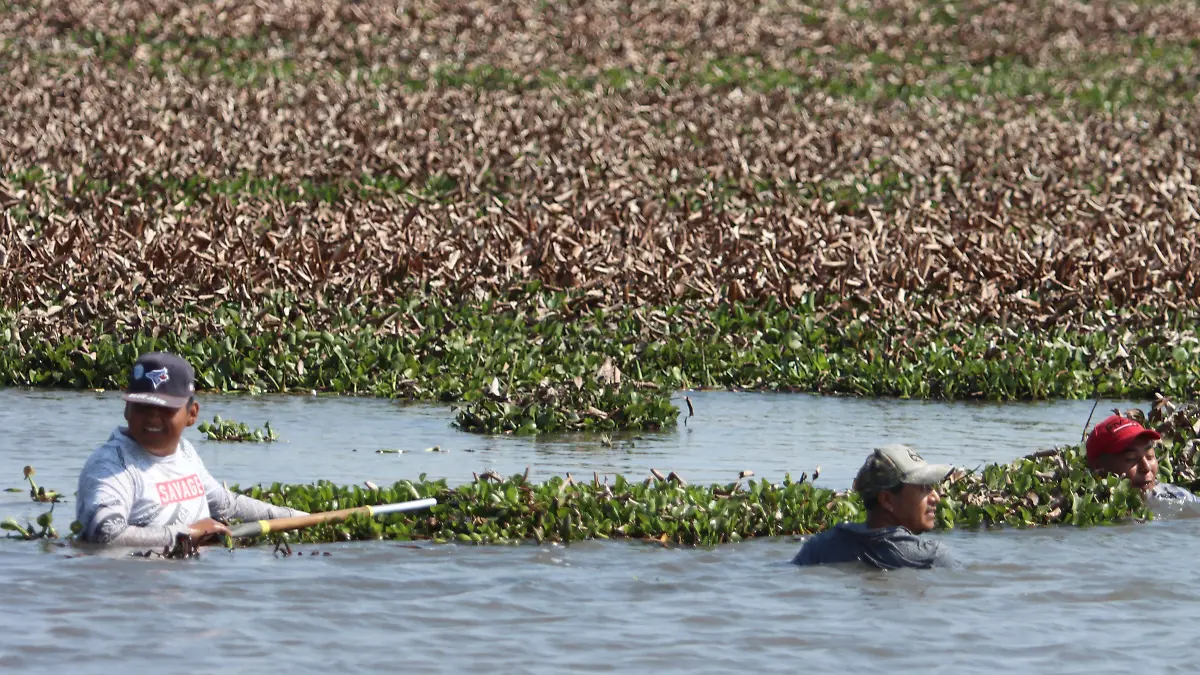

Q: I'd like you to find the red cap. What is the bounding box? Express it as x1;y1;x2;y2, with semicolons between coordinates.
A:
1086;415;1161;460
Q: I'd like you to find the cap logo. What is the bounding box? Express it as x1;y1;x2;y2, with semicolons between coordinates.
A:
143;367;170;389
907;449;924;463
1107;420;1136;434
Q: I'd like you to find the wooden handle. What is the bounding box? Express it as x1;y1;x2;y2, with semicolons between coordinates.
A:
228;498;438;538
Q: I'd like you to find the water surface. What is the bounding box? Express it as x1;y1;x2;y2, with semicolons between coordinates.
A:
0;388;1132;496
3;389;1185;674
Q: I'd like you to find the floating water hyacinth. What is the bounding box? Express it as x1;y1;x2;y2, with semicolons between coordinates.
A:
5;0;1200;553
22;465;61;503
7;294;1200;434
183;402;1195;544
2;509;57;540
229;402;1200;543
2;1;1200;435
7;399;1200;547
197;416;279;443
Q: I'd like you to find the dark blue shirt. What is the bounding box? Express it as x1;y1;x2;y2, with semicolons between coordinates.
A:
792;522;955;570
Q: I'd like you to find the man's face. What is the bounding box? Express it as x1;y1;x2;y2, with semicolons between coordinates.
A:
882;483;940;534
124;400;199;455
1096;437;1159;491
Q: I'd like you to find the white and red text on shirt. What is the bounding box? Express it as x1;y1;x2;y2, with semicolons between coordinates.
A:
156;475;205;504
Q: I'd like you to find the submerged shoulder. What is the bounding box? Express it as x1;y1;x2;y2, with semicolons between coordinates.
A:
792;523;861;565
864;527;952;569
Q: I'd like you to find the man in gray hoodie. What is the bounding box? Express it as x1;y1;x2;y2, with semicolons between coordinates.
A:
793;445;956;570
76;352;305;548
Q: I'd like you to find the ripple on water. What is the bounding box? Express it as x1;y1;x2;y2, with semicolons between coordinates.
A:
5;518;1200;673
3;389;1197;673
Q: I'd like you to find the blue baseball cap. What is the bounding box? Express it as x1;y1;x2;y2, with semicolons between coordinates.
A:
122;352;196;409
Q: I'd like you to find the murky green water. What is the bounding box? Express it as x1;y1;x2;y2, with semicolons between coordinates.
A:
3;389;1185;674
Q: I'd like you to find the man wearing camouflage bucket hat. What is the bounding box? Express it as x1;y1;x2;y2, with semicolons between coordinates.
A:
793;445;956;570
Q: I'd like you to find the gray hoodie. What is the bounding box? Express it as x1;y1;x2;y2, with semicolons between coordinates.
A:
76;428;304;548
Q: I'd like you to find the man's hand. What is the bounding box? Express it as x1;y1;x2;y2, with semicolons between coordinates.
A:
188;517;231;544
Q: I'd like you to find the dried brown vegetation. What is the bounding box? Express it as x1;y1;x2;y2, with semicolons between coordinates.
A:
3;0;1200;342
8;0;1200;78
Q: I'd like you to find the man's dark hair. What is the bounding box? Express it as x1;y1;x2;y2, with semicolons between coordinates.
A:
862;484;903;510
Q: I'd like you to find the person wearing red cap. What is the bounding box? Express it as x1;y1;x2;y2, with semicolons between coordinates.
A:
1086;414;1198;502
76;352;307;549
